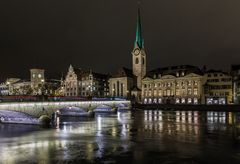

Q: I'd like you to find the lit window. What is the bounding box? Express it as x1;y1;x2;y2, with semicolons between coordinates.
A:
181;98;186;104
167;90;171;96
188;98;192;104
181;71;185;76
153;90;157;96
158;90;162;96
148;98;152;104
194;98;198;104
153;98;157;103
193;88;198;95
163;90;167;96
176;98;180;104
187;88;192;95
176;82;180;87
158;98;162;104
176;89;180;96
194;81;198;85
144;98;148;104
148;91;152;96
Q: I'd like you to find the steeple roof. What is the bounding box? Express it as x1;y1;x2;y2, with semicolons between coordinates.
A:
135;4;144;49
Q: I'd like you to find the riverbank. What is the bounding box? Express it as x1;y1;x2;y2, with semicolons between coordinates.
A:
134;103;240;112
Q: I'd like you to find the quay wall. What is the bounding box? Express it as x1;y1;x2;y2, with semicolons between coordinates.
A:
134;103;240;112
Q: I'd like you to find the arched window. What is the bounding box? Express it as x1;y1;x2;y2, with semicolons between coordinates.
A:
135;57;139;64
142;57;145;65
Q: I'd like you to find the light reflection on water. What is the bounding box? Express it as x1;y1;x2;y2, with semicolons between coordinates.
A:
0;110;240;163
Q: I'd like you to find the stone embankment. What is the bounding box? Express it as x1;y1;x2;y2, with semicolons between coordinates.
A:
134;104;240;112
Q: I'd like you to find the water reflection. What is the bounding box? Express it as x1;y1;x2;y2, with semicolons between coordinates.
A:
0;110;240;163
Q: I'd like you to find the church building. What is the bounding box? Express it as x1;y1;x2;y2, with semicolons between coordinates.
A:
108;7;146;101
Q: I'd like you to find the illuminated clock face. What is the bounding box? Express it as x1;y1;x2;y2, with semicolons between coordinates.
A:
134;49;140;55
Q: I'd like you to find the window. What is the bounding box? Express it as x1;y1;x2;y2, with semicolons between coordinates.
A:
181;98;186;104
135;58;139;64
176;82;180;87
188;98;192;104
158;98;162;104
142;57;145;65
194;98;198;104
181;71;185;76
193;88;198;95
163;90;167;96
194;81;198;85
153;90;157;96
153;98;157;103
167;90;171;96
176;72;179;77
148;91;152;96
158;90;162;96
148;98;152;104
187;88;192;95
176;98;180;104
167;83;171;87
176;89;180;96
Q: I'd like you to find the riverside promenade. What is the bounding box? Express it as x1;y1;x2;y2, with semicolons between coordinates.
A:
134;103;240;112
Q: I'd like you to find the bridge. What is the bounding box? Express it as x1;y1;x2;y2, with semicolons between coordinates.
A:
0;100;131;125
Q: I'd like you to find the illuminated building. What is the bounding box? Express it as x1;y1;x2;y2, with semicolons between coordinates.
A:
204;70;233;104
231;65;240;104
30;68;45;95
63;65;109;97
142;65;205;104
109;6;146;101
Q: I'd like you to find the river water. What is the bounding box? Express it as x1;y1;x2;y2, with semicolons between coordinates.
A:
0;110;240;164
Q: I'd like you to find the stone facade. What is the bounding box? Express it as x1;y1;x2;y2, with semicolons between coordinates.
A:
30;69;45;95
142;65;205;104
204;70;233;104
108;68;136;98
109;7;145;100
63;65;109;97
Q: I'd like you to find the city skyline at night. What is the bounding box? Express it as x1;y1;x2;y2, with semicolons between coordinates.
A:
1;1;240;80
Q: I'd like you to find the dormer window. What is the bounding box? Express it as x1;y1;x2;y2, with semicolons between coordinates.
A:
181;71;185;76
176;72;179;77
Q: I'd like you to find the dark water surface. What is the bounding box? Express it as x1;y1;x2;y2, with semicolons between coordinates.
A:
1;110;240;164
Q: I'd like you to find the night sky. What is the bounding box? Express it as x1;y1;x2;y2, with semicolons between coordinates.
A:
1;0;240;81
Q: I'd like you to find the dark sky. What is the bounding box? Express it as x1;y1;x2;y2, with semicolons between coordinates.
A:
1;0;240;81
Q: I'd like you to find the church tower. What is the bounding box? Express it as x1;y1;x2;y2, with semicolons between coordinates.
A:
132;6;146;89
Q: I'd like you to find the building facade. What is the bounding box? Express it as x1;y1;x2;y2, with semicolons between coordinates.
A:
231;65;240;104
141;65;205;104
132;8;146;90
108;67;136;98
204;70;233;105
63;65;109;97
109;6;146;101
30;69;45;95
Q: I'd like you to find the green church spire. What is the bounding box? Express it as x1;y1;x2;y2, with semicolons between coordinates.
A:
135;4;144;49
